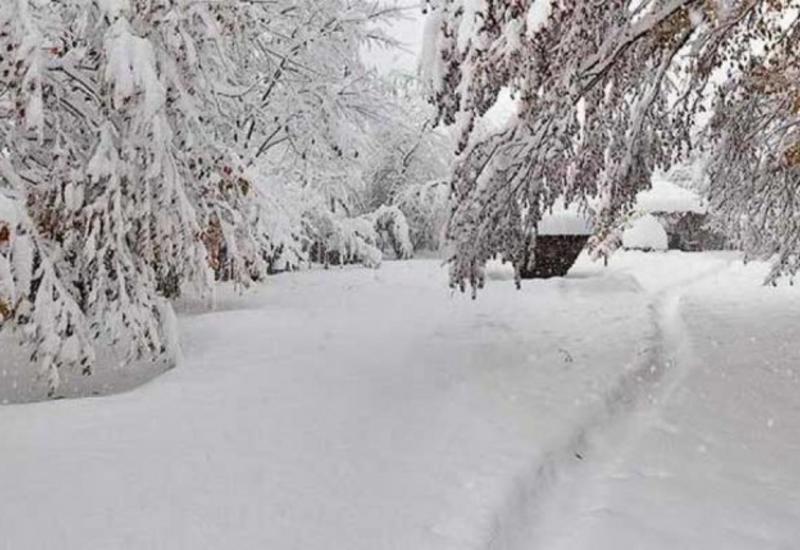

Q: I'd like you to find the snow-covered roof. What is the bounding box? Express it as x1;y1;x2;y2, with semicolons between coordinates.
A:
538;202;593;236
635;173;707;215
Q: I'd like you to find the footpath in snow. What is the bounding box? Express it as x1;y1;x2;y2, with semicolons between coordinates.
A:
1;253;799;549
532;256;800;550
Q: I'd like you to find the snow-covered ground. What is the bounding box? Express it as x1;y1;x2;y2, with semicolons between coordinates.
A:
2;253;799;549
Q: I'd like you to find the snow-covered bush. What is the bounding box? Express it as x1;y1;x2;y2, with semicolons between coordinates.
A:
392;180;451;252
307;205;413;268
370;205;414;260
307;209;382;269
623;215;668;252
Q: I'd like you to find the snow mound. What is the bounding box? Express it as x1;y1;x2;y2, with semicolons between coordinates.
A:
635;174;706;214
623;214;668;251
538;203;593;236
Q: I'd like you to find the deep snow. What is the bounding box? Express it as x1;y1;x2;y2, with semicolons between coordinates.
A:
531;257;800;549
635;173;707;215
622;214;669;251
1;253;799;549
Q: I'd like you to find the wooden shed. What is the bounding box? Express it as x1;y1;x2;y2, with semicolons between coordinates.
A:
519;204;594;279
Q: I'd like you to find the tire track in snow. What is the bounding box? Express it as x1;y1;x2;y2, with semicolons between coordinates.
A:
479;261;731;550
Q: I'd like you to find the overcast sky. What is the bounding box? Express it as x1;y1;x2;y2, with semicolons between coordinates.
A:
366;3;517;126
364;3;425;75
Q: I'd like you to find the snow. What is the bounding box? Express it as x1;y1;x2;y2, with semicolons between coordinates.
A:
527;0;554;35
419;9;446;95
10;233;32;300
0;192;17;321
538;202;593;236
1;258;651;548
623;214;668;251
97;0;129;19
3;254;800;549
104;19;164;116
456;0;480;53
530;253;800;549
0;191;18;227
635;173;707;214
364;4;425;76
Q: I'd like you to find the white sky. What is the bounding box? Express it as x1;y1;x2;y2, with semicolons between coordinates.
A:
364;3;426;76
365;2;518;126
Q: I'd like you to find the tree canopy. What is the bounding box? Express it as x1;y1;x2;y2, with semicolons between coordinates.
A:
421;0;800;288
0;0;437;393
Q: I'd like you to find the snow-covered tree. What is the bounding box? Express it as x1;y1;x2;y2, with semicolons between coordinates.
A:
228;2;423;269
0;0;410;393
308;204;413;268
701;10;800;282
420;0;798;289
358;80;453;252
1;0;200;392
0;161;98;393
392;178;451;251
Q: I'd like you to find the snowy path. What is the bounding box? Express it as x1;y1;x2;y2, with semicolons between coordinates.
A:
527;256;800;550
485;254;739;549
2;254;800;549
